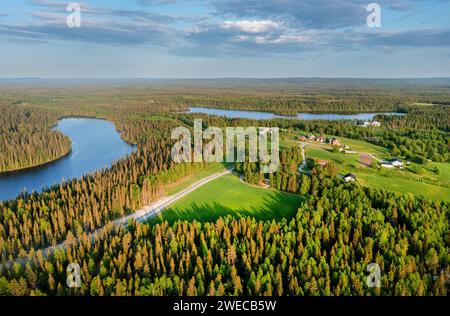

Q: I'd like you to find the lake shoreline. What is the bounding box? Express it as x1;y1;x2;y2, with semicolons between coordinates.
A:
0;117;135;201
53;115;138;146
0;148;73;177
1;116;137;177
188;106;406;121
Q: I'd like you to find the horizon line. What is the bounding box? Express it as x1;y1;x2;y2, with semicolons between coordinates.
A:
1;76;450;80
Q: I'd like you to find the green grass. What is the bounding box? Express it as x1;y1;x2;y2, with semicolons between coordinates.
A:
334;137;387;155
358;172;450;202
150;174;304;225
282;130;387;155
306;147;360;166
426;162;450;186
284;127;450;201
306;145;450;201
164;163;230;195
412;102;435;106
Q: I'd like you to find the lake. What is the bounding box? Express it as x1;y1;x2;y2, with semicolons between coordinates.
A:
0;118;135;201
189;107;405;121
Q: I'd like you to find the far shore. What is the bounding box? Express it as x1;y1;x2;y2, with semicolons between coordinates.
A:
1;116;137;177
0;147;72;176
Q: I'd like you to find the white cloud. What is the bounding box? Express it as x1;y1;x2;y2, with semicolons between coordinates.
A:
233;33;314;45
269;34;313;44
221;20;280;33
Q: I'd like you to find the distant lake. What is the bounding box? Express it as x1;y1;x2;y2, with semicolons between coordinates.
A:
0;118;135;201
189;107;405;121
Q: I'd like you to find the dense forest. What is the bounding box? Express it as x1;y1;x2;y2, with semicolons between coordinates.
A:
0;104;71;172
0;117;212;261
0;82;448;296
0;167;448;296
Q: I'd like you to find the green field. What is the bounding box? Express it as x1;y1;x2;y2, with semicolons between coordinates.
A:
306;147;360;166
358;172;450;202
164;163;229;195
150;174;304;225
332;137;387;155
284;130;450;201
306;143;450;201
282;130;387;155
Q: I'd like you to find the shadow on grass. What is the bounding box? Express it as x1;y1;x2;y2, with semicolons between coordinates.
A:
148;191;306;226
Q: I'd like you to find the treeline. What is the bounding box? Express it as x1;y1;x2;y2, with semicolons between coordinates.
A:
384;105;449;131
182;112;449;164
177;94;408;115
0;104;71;172
0;169;447;296
375;129;449;163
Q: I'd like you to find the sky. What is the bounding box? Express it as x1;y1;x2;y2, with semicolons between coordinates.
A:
0;0;449;78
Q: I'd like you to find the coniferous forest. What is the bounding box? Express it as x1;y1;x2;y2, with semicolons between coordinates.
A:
0;81;448;296
0;103;72;172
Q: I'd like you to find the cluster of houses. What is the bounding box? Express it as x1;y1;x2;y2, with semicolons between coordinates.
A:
360;121;381;127
299;135;342;146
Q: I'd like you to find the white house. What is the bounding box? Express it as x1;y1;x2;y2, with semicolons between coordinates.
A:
342;173;357;182
380;159;403;168
391;159;403;167
361;121;381;127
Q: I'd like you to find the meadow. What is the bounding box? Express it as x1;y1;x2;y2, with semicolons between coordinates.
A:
149;173;304;225
164;163;229;195
293;135;450;201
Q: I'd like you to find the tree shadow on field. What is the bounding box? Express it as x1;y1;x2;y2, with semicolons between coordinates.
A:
150;190;304;225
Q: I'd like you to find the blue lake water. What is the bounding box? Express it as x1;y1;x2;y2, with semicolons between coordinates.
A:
0;118;135;201
189;107;405;121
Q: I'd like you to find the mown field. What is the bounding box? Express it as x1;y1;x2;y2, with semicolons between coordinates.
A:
149;173;304;225
164;162;229;195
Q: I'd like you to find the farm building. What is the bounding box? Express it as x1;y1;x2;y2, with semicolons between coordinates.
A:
317;136;326;143
372;121;381;127
342;173;357;182
330;138;341;146
391;159;403;167
361;121;381;127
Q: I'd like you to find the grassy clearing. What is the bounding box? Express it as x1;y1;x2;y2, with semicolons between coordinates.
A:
282;130;387;155
412;102;435;106
307;145;450;201
285;130;450;201
358;173;450;202
334;137;387;155
306;147;360;166
150;174;304;225
164;163;230;195
426;162;450;186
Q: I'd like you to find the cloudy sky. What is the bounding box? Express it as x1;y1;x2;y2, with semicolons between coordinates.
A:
0;0;449;78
